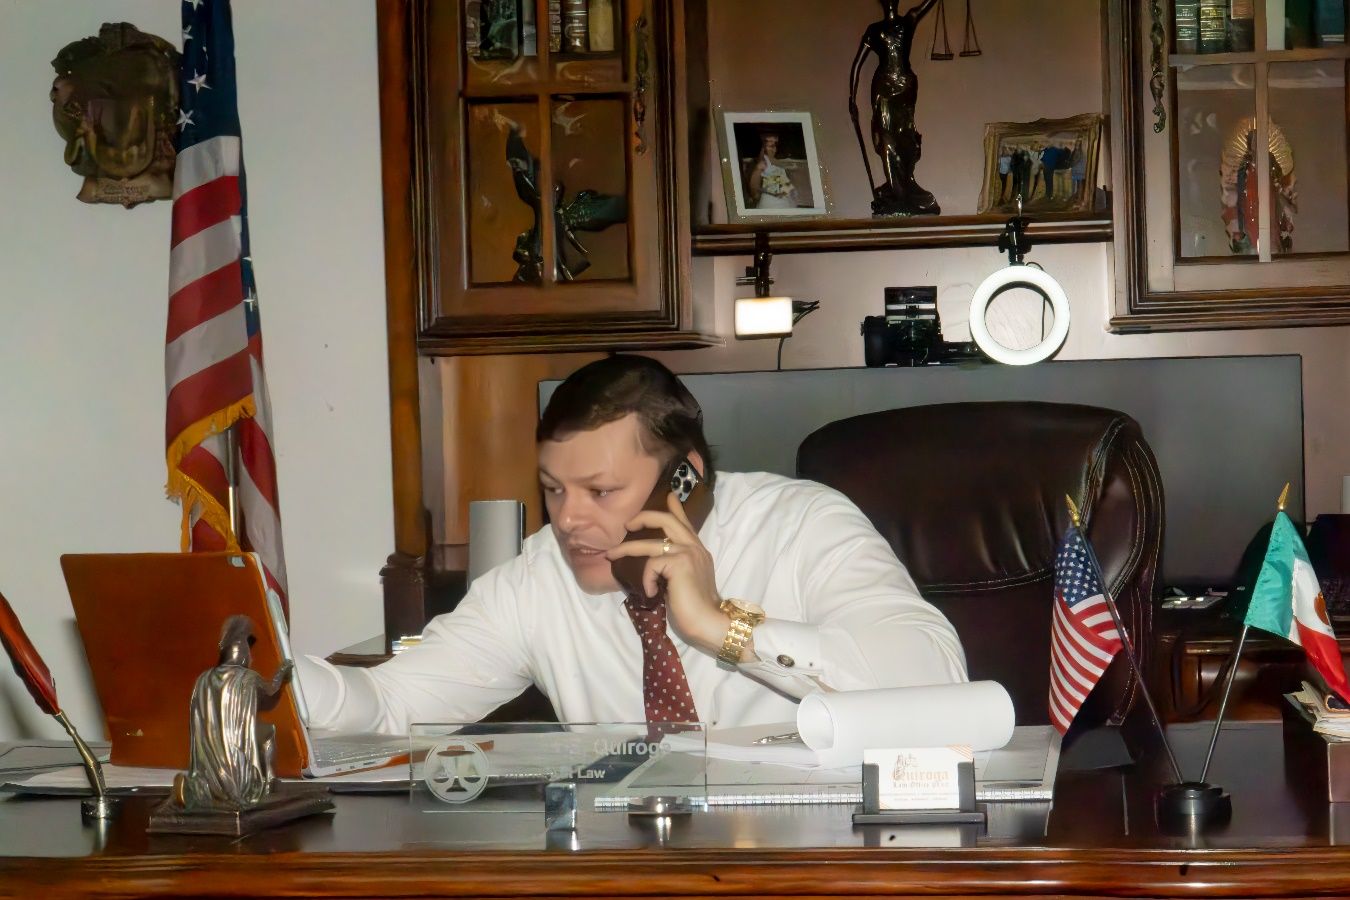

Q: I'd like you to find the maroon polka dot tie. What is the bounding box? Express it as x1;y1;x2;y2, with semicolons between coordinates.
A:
623;594;700;727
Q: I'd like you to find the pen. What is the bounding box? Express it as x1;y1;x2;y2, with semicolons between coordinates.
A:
751;731;801;745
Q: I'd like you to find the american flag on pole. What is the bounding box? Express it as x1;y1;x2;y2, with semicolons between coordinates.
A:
165;0;287;610
1048;526;1123;734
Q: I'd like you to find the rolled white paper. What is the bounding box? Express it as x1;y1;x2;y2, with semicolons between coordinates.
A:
1343;475;1350;515
968;264;1070;366
796;681;1015;761
468;499;525;583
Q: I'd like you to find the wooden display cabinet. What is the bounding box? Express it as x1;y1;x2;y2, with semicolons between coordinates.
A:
1109;0;1350;330
380;0;717;356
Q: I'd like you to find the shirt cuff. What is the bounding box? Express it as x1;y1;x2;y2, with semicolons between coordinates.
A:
751;618;823;673
294;655;341;728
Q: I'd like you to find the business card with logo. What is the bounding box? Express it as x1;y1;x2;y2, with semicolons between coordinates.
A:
864;746;972;810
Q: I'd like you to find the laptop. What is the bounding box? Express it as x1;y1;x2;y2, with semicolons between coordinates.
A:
61;552;407;778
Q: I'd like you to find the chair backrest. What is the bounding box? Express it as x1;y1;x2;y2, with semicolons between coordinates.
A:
796;401;1164;729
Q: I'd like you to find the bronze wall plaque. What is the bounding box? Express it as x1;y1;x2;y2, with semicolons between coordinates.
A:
50;22;180;208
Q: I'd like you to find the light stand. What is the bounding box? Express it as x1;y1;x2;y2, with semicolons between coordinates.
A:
732;233;819;370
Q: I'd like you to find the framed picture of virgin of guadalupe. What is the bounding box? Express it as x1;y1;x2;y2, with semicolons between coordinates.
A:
717;110;830;223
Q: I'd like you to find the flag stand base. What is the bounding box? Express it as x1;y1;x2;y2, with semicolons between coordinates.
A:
1156;781;1231;831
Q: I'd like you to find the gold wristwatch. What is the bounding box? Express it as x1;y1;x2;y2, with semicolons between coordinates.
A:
717;598;766;667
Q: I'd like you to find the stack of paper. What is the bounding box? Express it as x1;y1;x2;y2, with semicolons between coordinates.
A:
1291;682;1350;739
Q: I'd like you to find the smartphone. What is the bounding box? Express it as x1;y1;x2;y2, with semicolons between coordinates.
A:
610;457;713;599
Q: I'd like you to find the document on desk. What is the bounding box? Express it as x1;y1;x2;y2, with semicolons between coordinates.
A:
3;762;419;796
0;742;110;778
596;724;1060;807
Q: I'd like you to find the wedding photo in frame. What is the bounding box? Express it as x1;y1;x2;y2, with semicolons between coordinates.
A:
977;113;1102;215
717;110;829;223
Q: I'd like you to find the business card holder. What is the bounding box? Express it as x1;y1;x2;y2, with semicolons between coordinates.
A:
852;761;985;825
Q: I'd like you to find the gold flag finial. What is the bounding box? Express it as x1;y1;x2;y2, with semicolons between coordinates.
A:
1278;482;1290;512
1065;494;1081;528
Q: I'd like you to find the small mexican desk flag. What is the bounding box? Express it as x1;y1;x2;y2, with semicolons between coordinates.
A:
1245;510;1350;702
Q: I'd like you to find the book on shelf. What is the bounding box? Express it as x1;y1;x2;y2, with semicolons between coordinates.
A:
1316;0;1346;45
1286;0;1316;47
1229;0;1256;50
1176;0;1200;52
1268;0;1288;49
1199;0;1230;53
548;0;562;52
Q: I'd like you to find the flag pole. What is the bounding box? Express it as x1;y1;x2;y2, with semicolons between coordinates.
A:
1198;482;1290;784
1065;495;1183;785
1199;625;1249;785
224;424;240;539
1075;488;1234;830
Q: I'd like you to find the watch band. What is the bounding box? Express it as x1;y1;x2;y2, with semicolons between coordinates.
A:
718;615;756;667
717;598;764;667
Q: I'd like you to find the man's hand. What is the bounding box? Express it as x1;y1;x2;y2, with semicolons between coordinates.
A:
605;491;732;655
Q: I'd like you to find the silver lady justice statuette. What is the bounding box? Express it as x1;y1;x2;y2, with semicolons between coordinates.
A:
148;615;332;836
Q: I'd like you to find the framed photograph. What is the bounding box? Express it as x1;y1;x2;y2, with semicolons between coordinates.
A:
977;113;1103;215
717;111;829;222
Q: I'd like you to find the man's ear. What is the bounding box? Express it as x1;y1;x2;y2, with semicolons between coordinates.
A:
687;450;706;481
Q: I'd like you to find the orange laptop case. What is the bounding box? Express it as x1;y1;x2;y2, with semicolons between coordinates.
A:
61;552;309;777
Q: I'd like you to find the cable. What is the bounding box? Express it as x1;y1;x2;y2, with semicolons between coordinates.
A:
776;300;821;371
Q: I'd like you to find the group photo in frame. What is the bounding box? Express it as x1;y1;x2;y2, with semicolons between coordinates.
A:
977;113;1103;215
717;110;829;222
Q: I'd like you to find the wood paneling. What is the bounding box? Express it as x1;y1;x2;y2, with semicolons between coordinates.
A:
437;353;601;545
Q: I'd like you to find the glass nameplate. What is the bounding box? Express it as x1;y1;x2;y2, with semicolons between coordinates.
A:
408;721;707;814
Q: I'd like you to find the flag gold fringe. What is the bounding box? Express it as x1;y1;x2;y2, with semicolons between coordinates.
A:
165;397;256;553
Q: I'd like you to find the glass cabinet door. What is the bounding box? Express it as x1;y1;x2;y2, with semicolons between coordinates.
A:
1109;0;1350;329
413;0;698;352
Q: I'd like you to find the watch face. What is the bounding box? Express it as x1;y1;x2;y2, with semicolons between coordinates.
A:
724;597;765;621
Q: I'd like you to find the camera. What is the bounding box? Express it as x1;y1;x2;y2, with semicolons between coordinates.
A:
861;287;984;367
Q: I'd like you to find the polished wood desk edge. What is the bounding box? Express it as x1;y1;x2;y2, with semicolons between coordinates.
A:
6;846;1350;898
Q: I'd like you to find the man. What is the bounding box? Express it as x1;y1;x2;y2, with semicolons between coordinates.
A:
298;356;966;733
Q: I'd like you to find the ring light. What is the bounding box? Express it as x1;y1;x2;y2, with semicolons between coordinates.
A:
968;264;1070;366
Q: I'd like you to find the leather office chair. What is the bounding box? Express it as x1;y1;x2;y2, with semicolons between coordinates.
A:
797;401;1164;732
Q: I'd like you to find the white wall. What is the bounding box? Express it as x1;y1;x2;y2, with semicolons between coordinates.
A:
0;0;393;740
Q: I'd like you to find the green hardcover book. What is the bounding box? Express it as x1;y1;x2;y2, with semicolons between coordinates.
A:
1315;0;1346;45
1199;0;1230;52
1176;0;1201;52
1286;0;1316;47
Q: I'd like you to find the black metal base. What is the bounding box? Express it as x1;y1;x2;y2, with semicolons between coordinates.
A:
1156;781;1232;831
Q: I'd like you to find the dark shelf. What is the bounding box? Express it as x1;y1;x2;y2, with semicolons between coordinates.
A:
1170;46;1350;67
692;211;1112;255
416;329;723;356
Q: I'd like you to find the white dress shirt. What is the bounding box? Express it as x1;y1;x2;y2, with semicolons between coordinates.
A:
300;472;967;733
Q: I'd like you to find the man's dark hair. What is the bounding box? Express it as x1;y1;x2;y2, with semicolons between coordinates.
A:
537;355;716;487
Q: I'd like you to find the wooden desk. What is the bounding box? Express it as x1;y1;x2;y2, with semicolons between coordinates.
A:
2;721;1349;898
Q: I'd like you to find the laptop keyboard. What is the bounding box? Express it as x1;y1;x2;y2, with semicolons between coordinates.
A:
312;734;408;767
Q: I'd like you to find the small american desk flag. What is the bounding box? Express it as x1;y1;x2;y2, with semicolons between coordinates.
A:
1048;526;1123;734
165;0;287;609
